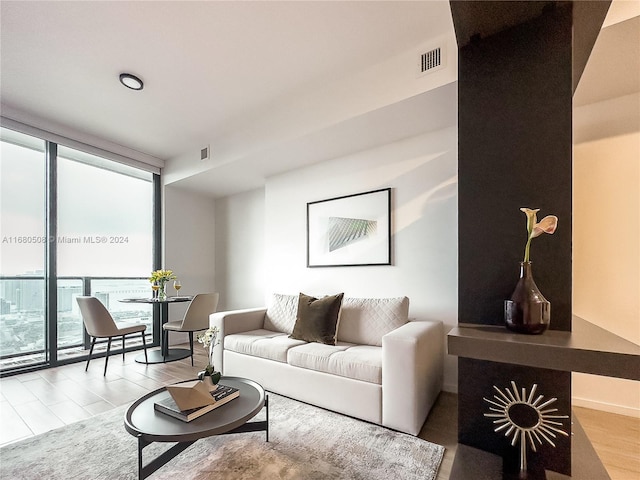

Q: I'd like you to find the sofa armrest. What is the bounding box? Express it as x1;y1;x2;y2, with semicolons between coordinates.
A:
382;320;444;435
209;308;267;372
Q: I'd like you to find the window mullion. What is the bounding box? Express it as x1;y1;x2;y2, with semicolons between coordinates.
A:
45;141;58;365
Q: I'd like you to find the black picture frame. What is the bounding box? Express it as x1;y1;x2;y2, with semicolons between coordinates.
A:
307;188;391;267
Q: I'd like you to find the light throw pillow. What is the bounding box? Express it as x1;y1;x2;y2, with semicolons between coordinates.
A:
289;292;344;345
337;296;409;346
263;293;299;334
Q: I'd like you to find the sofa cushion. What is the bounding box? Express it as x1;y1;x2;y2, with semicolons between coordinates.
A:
263;293;298;334
337;296;409;346
287;342;382;384
289;292;344;345
224;329;306;363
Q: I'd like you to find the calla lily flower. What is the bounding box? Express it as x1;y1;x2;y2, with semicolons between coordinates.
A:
520;208;540;239
532;215;558;238
520;208;558;262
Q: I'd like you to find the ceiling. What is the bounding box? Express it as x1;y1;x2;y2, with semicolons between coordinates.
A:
573;12;640;106
1;1;638;198
0;1;452;159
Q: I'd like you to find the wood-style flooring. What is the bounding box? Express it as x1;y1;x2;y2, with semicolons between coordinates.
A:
1;345;638;479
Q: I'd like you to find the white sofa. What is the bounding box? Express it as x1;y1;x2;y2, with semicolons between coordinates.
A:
210;294;444;436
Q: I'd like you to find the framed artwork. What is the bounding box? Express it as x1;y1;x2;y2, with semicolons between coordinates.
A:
307;188;391;267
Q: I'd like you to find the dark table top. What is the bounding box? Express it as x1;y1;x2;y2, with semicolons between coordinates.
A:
120;296;193;304
124;377;266;443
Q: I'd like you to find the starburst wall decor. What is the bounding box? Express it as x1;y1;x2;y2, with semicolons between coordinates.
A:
484;381;570;476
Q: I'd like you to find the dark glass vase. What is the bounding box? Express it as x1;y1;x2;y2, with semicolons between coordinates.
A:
198;369;221;387
504;261;550;334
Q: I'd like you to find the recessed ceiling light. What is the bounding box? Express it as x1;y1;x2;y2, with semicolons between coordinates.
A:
119;73;144;91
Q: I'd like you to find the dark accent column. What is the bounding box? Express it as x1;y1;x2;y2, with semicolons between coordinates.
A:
456;2;573;331
451;1;611;477
458;359;572;476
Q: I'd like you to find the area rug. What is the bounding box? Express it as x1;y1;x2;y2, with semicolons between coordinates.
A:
0;393;444;480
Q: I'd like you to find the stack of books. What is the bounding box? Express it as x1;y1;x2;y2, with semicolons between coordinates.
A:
154;382;240;422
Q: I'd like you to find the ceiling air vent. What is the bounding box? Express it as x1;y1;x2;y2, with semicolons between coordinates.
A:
417;47;444;77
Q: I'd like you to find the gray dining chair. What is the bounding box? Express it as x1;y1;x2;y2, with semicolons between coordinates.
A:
162;293;219;365
76;296;148;375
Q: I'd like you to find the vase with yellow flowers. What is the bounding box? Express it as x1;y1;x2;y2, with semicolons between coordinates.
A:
504;208;558;334
149;269;176;301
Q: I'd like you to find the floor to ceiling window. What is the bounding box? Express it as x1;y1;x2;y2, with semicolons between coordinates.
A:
0;130;47;368
0;126;160;374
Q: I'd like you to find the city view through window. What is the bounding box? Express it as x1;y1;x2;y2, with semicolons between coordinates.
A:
0;128;156;371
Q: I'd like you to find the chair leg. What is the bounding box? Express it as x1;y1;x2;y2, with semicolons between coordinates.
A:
162;330;168;360
141;331;148;364
188;332;194;366
122;335;126;361
104;337;113;376
86;337;97;372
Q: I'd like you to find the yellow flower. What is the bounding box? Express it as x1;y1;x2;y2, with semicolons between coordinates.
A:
149;269;177;283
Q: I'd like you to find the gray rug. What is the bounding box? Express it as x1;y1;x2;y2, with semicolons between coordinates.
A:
0;393;444;480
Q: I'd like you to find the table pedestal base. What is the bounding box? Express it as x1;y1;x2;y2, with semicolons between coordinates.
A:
135;348;191;364
136;396;269;480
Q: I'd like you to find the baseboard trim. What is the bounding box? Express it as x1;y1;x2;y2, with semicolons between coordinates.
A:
572;396;640;418
442;381;457;393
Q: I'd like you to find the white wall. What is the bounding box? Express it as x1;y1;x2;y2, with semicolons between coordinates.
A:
264;127;459;391
572;94;640;416
214;188;266;311
163;185;216;344
209;92;640;406
164;31;457;187
165;98;639;410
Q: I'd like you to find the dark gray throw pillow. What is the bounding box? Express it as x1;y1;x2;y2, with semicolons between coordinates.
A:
289;292;344;345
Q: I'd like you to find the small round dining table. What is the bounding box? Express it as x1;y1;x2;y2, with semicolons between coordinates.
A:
120;296;193;364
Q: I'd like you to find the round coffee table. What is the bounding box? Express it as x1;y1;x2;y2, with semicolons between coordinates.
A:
124;377;268;479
